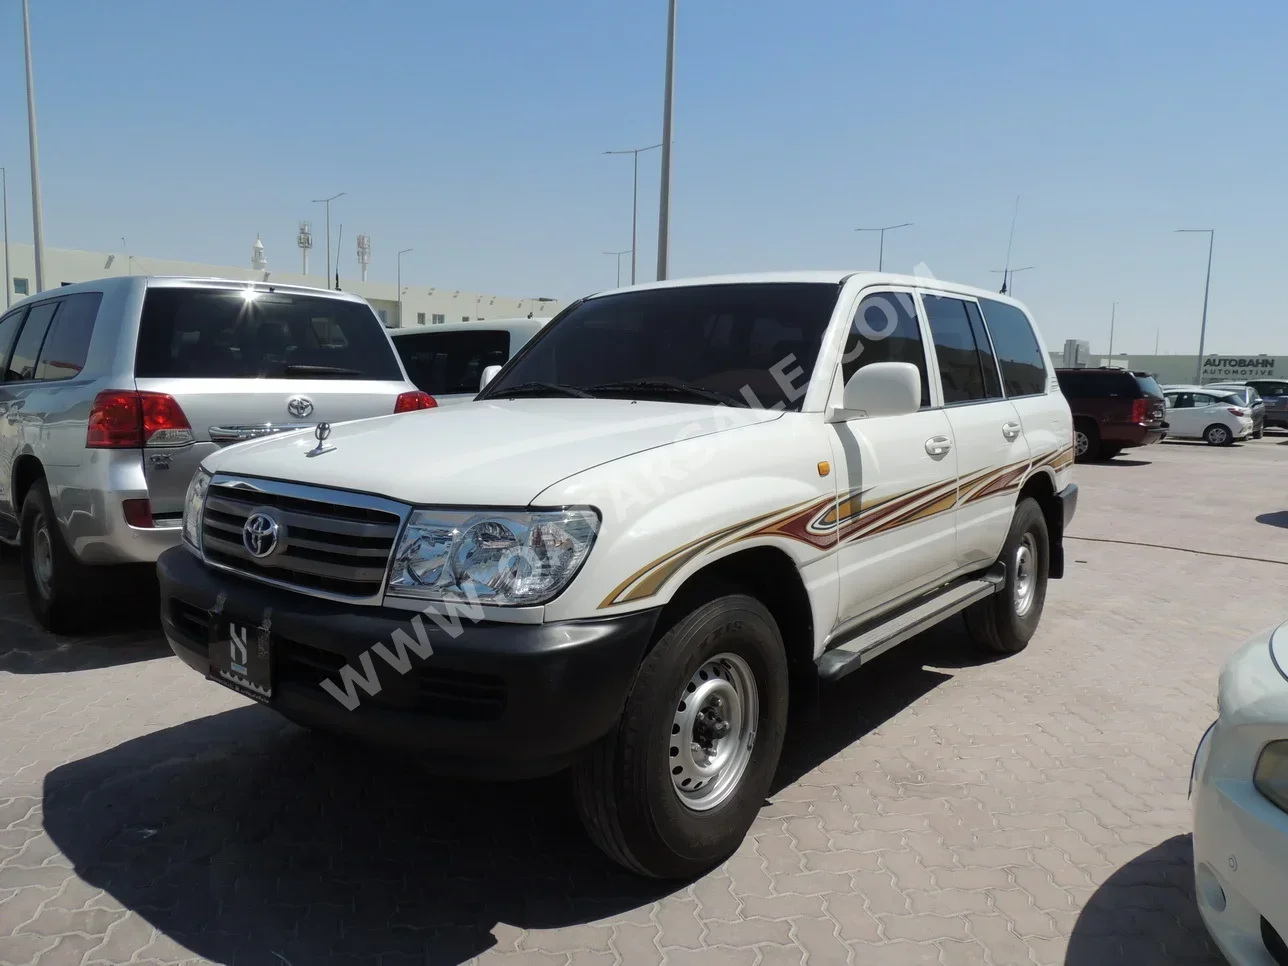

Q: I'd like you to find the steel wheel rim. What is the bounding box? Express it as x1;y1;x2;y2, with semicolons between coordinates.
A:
1074;431;1088;456
1014;533;1037;617
1209;427;1228;445
669;653;759;812
32;515;54;601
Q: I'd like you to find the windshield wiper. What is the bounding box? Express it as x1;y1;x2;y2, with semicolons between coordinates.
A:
282;364;364;377
586;380;748;407
491;381;594;399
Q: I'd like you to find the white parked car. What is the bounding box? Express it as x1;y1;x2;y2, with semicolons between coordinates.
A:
158;272;1077;877
1191;618;1288;964
390;318;549;405
1161;385;1254;446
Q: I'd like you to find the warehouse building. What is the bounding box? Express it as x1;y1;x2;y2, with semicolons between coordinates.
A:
2;240;567;327
1050;339;1286;384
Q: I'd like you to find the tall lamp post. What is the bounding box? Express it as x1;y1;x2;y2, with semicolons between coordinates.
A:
1108;301;1118;358
312;192;345;285
604;144;661;285
1176;228;1215;384
1;167;10;308
604;249;631;287
854;223;912;272
396;248;412;328
655;0;677;281
22;0;45;293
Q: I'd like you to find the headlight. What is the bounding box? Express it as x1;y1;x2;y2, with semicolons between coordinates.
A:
183;468;212;550
1254;740;1288;814
388;507;599;606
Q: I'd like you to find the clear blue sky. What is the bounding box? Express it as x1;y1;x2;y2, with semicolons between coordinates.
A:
2;0;1285;353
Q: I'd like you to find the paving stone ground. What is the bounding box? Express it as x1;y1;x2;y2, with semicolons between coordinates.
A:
2;434;1288;965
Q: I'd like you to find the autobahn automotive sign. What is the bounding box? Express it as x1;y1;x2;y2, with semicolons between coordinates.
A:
1201;356;1278;379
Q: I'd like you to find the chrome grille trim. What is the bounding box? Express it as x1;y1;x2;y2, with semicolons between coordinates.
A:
200;474;410;605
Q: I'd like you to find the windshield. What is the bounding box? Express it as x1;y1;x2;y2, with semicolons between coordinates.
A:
134;287;404;380
482;283;841;410
395;329;512;395
1133;373;1163;398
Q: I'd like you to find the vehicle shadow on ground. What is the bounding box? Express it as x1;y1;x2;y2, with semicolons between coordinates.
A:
0;558;170;674
1256;510;1288;529
1098;458;1152;467
1065;835;1221;965
40;622;974;964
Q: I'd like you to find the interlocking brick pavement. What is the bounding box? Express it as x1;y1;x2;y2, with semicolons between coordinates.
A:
2;436;1287;965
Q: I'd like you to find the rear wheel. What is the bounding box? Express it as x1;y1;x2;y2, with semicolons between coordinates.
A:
1073;420;1101;463
965;498;1049;655
573;592;789;879
20;479;102;633
1204;423;1233;446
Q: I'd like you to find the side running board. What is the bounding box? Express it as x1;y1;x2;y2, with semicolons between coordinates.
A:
816;568;1005;681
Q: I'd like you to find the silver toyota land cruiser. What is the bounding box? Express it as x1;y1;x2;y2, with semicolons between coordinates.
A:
0;276;433;631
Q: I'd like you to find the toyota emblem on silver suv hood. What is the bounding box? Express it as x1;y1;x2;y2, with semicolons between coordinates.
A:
286;396;314;419
242;511;283;558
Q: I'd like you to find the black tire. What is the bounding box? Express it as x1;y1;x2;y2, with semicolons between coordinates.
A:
964;498;1049;655
573;593;789;879
1073;420;1101;463
1203;423;1233;446
20;479;100;633
1254;428;1264;440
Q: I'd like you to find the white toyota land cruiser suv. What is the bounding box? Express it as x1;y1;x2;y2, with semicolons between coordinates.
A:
160;272;1077;879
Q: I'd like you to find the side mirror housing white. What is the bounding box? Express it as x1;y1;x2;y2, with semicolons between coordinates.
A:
828;362;921;421
480;365;502;390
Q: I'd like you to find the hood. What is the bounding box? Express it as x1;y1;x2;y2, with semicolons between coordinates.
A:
201;398;783;506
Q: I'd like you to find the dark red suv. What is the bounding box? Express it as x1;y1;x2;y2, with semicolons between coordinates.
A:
1055;367;1168;462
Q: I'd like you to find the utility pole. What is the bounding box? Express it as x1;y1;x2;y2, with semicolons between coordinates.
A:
397;248;412;328
1;168;10;308
1108;302;1117;357
854;223;912;272
655;0;677;281
605;144;661;285
313;192;345;285
1176;229;1215;383
22;0;46;293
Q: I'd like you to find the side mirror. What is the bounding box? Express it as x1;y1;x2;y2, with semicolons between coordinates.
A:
829;362;921;421
480;365;502;390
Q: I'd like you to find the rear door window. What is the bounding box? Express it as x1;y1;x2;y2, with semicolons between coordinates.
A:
34;293;101;381
5;302;59;382
977;298;1048;396
395;329;511;395
133;288;403;381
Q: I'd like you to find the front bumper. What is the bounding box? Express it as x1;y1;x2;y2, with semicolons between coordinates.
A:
158;546;659;779
1192;626;1288;964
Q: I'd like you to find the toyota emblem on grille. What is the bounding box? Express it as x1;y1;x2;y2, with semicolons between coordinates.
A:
242;511;283;558
286;396;314;419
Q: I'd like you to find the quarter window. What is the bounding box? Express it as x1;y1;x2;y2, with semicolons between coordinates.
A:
977;298;1048;396
923;295;993;404
5;301;59;382
35;293;101;381
841;291;930;407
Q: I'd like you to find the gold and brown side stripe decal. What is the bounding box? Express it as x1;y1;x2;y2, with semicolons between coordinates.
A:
597;442;1074;609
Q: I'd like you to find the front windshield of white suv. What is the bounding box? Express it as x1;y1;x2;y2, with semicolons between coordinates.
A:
480;282;841;411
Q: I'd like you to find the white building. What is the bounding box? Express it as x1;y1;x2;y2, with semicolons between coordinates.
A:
2;241;567;327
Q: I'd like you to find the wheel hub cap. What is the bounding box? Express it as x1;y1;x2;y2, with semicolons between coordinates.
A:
1074;431;1088;456
669;653;758;811
1014;533;1037;617
32;517;54;601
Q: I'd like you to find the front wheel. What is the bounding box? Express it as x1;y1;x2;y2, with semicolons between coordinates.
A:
1204;424;1233;446
573;593;789;879
965;498;1049;654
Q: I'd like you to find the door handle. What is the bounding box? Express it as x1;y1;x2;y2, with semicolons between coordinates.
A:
1002;421;1021;441
925;435;952;457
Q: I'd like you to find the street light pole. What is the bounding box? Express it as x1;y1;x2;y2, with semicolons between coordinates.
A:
854;223;912;272
396;248;412;328
605;144;661;285
312;192;345;284
22;0;45;293
656;0;677;281
1176;229;1215;383
989;265;1034;295
1;168;10;308
1108;301;1117;358
604;249;631;287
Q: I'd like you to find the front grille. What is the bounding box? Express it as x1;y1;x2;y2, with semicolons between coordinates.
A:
201;482;402;600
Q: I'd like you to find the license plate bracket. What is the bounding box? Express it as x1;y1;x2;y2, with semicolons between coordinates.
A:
208;612;273;704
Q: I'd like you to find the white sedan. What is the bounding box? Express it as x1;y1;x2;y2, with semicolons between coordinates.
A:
1191;618;1288;963
1162;385;1254;446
